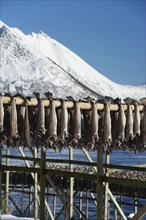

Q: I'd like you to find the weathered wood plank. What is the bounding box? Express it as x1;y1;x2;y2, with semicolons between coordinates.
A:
104;164;146;172
100;176;146;188
0;165;40;173
2;96;144;111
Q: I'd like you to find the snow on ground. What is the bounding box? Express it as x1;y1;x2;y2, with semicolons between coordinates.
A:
0;20;145;100
1;214;35;220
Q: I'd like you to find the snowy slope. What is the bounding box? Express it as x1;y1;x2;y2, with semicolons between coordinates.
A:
0;21;145;100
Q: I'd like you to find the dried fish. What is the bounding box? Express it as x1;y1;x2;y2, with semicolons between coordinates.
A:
48;99;57;140
73;101;81;140
0;95;4;132
59;100;68;141
141;105;146;147
24;101;31;148
38;98;45;134
117;103;126;141
18;106;25;137
125;103;133;140
133;102;141;137
82;110;91;144
34;93;45;135
103;102;112;149
90;102;99;143
111;111;119;142
98;110;104;141
10;98;18;138
56;108;61;135
45;107;50;129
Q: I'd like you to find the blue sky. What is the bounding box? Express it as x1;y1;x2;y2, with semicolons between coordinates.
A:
1;0;145;85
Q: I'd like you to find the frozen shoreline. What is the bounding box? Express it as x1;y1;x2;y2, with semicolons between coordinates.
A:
1;214;36;220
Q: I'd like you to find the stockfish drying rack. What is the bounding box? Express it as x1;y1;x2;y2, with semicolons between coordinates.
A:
0;94;146;151
0;94;146;220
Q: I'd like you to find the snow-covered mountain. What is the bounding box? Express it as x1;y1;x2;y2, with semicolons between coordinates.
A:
0;21;145;100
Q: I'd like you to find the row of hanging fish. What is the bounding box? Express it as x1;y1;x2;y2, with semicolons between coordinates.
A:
0;94;146;152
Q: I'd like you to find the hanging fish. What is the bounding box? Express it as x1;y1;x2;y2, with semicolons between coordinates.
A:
59;99;68;141
125;98;134;140
117;103;126;142
111;111;119;142
82;110;91;144
34;93;45;135
48;99;57;141
73;101;81;141
17;106;25;138
133;101;141;137
90;101;99;144
45;107;50;131
103;101;112;151
10;97;18;138
24;101;31;148
98;110;104;141
0;95;4;132
0;95;8;146
56;108;61;135
142;105;146;147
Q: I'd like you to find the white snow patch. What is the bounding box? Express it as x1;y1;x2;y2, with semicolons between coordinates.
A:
0;214;35;220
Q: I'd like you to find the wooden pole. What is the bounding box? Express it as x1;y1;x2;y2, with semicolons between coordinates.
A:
104;153;110;220
40;147;46;220
29;186;33;214
79;191;82;219
86;191;88;219
0;147;2;216
69;146;74;219
5;147;10;214
21;185;24;215
34;146;38;220
120;194;123;220
114;201;118;220
53;192;56;217
96;147;103;220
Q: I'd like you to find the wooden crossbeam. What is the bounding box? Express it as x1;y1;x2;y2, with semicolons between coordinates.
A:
101;176;146;188
2;96;144;111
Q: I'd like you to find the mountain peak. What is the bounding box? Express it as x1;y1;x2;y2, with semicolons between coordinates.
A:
0;22;145;100
0;20;10;30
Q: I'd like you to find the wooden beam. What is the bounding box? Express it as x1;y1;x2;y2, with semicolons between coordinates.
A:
2;96;144;111
100;176;146;188
2;154;146;172
0;165;40;173
2;154;39;163
45;168;97;180
104;164;146;172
